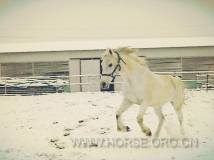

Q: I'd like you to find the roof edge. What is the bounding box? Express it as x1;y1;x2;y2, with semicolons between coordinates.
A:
0;37;214;53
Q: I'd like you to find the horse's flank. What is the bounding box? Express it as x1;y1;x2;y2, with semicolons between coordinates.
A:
117;48;185;107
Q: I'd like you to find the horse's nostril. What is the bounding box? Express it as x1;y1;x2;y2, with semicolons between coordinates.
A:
101;82;107;88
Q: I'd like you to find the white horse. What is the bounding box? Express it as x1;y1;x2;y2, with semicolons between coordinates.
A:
100;47;185;137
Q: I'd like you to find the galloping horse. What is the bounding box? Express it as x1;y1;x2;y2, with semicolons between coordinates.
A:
100;47;185;137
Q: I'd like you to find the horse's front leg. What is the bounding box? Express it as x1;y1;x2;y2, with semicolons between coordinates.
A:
116;99;132;132
154;108;165;137
137;106;152;136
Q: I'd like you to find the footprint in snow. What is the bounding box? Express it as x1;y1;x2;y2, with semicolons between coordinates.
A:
63;133;70;137
52;121;59;125
50;138;59;143
91;117;99;120
49;138;65;149
63;128;75;137
71;117;100;130
64;128;73;132
98;127;111;134
78;120;85;123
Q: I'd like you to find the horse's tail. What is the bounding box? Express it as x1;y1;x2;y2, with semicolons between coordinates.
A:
170;76;185;111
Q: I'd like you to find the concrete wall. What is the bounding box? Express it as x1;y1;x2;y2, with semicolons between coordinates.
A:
0;46;214;63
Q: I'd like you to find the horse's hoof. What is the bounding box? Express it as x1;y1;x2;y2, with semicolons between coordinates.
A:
117;126;122;132
143;129;152;136
117;126;130;132
126;126;130;132
146;131;152;136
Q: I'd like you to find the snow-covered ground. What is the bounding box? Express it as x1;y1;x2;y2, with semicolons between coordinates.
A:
0;90;214;160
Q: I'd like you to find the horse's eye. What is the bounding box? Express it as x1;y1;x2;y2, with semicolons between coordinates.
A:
108;64;113;67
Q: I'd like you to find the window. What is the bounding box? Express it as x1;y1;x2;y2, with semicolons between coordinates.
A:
1;63;32;77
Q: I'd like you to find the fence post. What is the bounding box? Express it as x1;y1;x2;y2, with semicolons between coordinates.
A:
206;73;209;92
0;64;1;79
4;79;7;95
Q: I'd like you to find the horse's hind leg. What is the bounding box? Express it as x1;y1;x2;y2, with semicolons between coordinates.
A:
137;106;152;136
176;109;185;135
116;99;132;132
176;109;183;126
154;108;165;137
171;101;185;135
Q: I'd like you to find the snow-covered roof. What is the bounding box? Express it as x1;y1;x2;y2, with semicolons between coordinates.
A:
0;37;214;53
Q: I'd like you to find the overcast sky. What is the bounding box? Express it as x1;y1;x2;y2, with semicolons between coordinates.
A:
0;0;214;43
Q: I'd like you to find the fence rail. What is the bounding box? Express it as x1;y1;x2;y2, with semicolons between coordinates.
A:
0;71;214;95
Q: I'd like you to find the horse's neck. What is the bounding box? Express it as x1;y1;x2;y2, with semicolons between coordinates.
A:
119;55;155;95
120;54;151;77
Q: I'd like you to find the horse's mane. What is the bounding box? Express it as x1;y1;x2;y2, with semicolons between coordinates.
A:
116;47;137;54
116;47;147;66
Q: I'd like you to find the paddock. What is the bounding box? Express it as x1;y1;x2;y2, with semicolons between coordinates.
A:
0;90;214;160
1;0;214;159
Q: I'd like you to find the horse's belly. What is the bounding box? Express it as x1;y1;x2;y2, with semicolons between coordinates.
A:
122;81;174;107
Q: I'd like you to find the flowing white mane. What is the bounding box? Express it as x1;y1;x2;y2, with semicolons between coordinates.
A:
115;47;147;66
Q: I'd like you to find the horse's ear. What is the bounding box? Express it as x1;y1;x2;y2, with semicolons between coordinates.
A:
106;48;113;55
109;49;113;55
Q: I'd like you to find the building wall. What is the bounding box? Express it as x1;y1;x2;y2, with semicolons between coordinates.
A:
0;46;214;63
1;61;68;77
0;46;214;78
0;46;214;91
0;47;214;74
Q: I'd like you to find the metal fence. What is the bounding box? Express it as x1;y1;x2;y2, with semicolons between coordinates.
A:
0;71;214;95
0;76;70;95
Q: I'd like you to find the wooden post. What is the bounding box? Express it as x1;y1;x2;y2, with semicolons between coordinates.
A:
0;64;1;79
4;79;7;95
206;73;209;92
32;63;35;76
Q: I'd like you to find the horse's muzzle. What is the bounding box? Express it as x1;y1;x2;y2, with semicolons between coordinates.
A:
101;81;109;89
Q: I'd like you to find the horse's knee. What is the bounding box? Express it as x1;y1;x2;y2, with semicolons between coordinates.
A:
172;100;183;112
176;111;183;124
154;108;164;118
116;107;124;116
116;114;119;120
116;109;121;118
137;114;143;124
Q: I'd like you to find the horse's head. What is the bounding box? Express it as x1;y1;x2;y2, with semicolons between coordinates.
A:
100;48;124;89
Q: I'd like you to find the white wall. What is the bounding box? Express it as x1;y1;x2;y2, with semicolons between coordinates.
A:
0;47;214;63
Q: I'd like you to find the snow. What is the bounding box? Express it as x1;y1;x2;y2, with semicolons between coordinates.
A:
0;90;214;160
